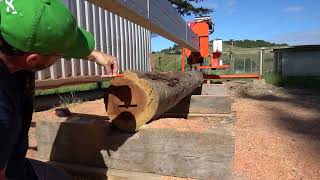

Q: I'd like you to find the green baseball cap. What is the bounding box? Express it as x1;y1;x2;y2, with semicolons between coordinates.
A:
0;0;95;59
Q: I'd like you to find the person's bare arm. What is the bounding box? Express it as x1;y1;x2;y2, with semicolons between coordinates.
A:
87;50;118;77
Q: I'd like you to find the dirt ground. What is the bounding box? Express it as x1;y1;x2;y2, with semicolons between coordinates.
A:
28;80;320;179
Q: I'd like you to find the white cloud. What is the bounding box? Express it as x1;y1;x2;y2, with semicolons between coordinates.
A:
283;5;304;13
225;0;237;15
272;31;320;45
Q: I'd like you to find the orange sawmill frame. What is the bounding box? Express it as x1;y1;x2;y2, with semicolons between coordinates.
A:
182;17;260;80
203;74;261;79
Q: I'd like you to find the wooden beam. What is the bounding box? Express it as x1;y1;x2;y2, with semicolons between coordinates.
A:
35;74;124;90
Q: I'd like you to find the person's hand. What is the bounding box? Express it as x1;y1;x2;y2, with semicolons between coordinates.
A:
88;50;118;77
0;169;7;180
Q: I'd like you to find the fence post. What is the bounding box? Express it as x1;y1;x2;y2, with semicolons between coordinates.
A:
230;52;234;72
259;48;265;77
97;81;102;89
158;57;162;71
181;48;185;72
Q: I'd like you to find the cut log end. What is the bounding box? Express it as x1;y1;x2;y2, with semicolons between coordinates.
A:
104;71;158;132
105;70;203;132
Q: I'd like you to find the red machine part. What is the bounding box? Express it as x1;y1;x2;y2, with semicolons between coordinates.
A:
203;74;261;79
196;52;229;70
183;19;229;71
185;21;210;60
182;17;260;79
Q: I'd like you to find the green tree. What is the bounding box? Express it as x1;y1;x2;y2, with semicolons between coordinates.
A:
224;39;288;48
151;0;213;38
169;0;213;16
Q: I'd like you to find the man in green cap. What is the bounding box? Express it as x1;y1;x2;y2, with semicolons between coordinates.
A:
0;0;118;179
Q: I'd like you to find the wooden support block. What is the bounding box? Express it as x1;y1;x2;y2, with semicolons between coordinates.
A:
37;114;235;180
189;95;232;114
163;95;232;117
201;84;229;96
49;161;164;180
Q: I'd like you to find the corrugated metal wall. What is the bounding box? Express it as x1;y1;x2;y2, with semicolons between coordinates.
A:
36;0;151;81
280;51;320;76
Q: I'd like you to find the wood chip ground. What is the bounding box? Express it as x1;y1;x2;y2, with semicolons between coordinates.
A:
29;81;320;179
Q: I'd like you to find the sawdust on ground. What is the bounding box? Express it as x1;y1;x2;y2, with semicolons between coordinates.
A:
229;81;320;179
28;81;320;179
145;118;214;132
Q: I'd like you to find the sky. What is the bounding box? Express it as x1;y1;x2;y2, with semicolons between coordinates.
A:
152;0;320;52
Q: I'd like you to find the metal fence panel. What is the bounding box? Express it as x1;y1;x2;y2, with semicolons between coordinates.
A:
36;0;151;84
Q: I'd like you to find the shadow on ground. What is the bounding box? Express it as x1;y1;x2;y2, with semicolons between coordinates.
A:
239;87;320;111
239;84;320;140
35;89;108;111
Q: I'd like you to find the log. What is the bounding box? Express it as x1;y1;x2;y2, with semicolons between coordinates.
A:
104;70;203;132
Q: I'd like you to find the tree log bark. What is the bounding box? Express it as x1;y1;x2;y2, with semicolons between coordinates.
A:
104;70;203;132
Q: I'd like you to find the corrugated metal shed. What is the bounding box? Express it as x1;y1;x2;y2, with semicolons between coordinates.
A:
273;45;320;76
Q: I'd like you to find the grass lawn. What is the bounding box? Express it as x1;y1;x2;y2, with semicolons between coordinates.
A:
35;81;111;96
265;74;320;90
152;43;275;74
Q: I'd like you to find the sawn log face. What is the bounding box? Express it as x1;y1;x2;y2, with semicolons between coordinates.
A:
104;71;203;132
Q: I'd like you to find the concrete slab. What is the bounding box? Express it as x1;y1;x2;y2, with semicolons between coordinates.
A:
37;114;235;180
201;84;229;96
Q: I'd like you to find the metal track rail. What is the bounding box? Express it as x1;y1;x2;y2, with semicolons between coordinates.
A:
87;0;200;52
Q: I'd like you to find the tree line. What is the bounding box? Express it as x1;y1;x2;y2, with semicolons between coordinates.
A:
152;40;288;54
224;40;287;48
